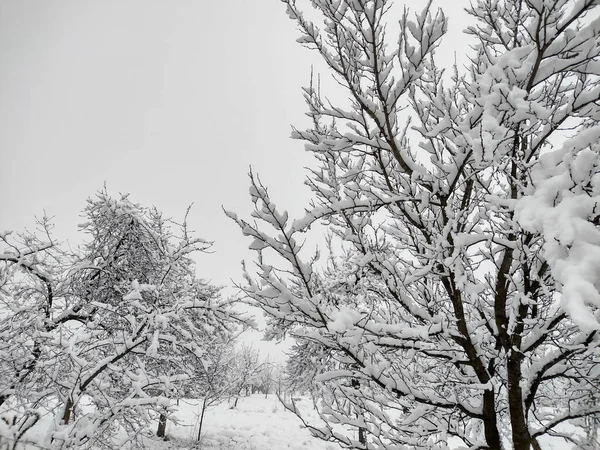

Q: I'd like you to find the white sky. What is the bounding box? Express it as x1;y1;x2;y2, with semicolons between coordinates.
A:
1;0;470;358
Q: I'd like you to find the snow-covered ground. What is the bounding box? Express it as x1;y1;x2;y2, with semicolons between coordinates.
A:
144;395;342;450
2;394;585;449
145;397;585;450
0;395;343;450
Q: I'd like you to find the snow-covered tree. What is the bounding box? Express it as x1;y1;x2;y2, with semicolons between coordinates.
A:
0;190;247;448
231;345;263;406
186;332;239;442
256;355;276;397
0;218;65;449
228;1;600;449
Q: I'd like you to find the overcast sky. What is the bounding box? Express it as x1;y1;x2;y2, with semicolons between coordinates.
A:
1;0;470;356
1;0;317;282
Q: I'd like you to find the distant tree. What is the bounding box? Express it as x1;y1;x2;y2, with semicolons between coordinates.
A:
188;332;240;442
257;355;276;398
230;345;262;407
0;190;247;448
229;1;600;449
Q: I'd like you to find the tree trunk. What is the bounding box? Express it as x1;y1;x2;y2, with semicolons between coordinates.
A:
50;398;73;445
62;398;74;425
234;393;240;408
351;378;367;447
482;389;502;450
156;412;167;438
197;398;207;442
358;426;366;447
507;353;531;450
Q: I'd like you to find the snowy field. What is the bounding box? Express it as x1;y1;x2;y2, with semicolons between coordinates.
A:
146;395;343;450
142;398;586;450
4;394;584;450
3;395;343;450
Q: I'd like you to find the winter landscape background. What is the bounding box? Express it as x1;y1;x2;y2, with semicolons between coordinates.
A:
2;0;600;449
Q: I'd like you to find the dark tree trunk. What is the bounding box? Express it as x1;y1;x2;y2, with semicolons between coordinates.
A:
51;398;74;445
507;352;531;450
62;398;74;425
157;413;167;438
351;378;367;447
197;398;207;442
358;426;366;447
482;389;502;450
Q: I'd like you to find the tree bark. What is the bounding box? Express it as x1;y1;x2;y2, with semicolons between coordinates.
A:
482;389;502;450
156;412;167;438
351;378;367;447
62;398;74;425
358;426;367;447
507;352;531;450
197;398;207;442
